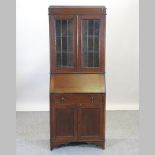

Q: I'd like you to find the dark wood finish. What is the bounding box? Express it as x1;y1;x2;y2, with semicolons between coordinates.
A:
78;104;104;140
49;6;106;150
50;141;105;149
50;93;106;149
49;7;106;73
49;6;106;15
52;94;104;105
78;15;105;72
49;15;77;73
51;104;77;141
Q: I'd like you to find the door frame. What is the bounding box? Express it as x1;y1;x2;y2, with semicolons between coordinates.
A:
77;15;105;73
49;15;77;73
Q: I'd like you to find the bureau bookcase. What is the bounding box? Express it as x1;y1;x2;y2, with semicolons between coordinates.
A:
49;6;106;149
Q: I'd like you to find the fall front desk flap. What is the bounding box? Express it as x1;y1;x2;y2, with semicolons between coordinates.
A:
50;74;105;93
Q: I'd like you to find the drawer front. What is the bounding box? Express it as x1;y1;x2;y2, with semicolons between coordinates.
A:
51;94;105;105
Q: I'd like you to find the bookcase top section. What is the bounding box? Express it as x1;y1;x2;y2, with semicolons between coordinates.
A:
50;74;105;93
48;6;106;15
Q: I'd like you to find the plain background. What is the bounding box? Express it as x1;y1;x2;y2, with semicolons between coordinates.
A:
16;0;139;111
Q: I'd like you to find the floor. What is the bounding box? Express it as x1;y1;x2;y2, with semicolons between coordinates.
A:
16;111;139;155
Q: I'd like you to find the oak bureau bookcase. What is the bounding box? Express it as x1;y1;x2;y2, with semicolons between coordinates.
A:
49;6;106;149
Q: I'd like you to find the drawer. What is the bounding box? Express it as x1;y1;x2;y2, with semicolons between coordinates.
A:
51;94;105;105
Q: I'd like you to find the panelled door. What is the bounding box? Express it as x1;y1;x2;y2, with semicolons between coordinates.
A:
51;104;105;142
78;15;105;72
78;104;105;140
51;104;78;141
50;15;77;73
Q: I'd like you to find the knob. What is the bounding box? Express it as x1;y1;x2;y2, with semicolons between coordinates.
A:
61;96;65;104
91;96;95;103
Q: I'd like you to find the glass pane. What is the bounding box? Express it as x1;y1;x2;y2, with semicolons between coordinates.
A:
94;37;99;51
88;37;93;51
56;20;61;36
88;52;93;67
55;19;74;68
82;53;88;67
56;37;61;51
82;20;87;35
56;53;61;67
68;37;73;51
62;20;67;36
82;37;87;53
67;53;73;66
62;37;67;52
68;20;73;36
81;19;100;68
88;20;94;35
62;53;67;66
94;20;99;35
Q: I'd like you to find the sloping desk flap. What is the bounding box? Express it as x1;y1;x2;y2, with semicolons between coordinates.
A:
50;74;105;93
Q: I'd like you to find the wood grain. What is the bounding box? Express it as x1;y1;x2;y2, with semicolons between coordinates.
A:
49;6;106;15
50;74;105;93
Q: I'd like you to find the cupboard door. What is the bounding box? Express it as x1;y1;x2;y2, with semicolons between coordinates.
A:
50;15;77;73
78;104;105;140
51;105;77;141
78;15;105;72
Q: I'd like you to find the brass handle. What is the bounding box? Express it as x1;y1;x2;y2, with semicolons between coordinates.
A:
91;96;95;103
61;96;65;104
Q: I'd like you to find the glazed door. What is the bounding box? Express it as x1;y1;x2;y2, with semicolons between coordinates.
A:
78;15;105;72
50;15;77;73
78;104;104;140
51;105;77;141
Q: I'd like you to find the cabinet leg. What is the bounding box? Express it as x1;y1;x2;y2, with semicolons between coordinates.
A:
98;142;105;149
87;141;105;149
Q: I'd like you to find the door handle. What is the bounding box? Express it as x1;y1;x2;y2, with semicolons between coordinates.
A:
61;96;65;104
91;96;95;103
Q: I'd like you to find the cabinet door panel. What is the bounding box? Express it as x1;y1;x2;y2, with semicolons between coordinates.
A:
78;104;105;140
51;105;77;141
50;15;77;73
78;15;105;72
